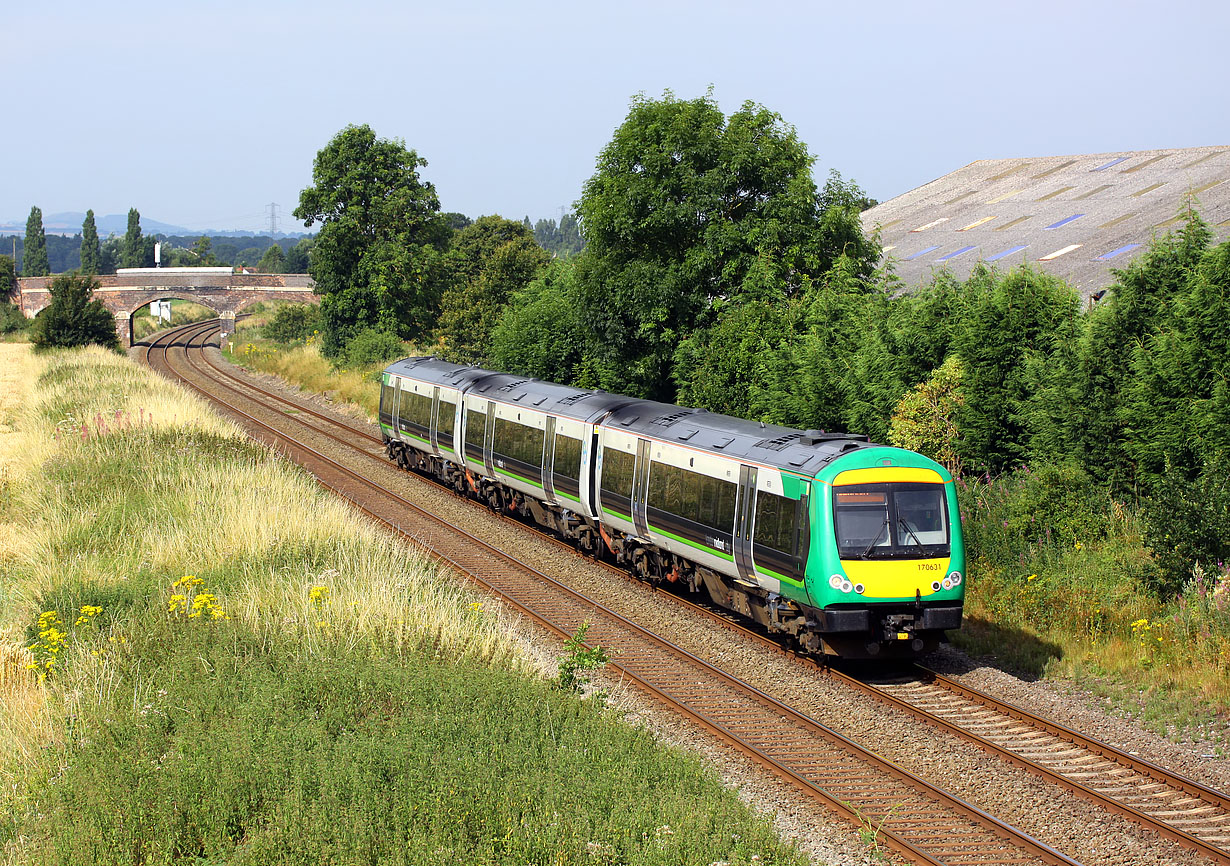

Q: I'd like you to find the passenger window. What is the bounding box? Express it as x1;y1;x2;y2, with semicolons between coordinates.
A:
714;479;737;529
553;434;581;480
755;491;797;553
603;447;635;499
465;410;485;456
437;400;455;440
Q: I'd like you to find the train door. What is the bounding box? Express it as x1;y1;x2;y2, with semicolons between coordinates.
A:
393;378;406;440
581;430;600;519
542;416;557;502
429;386;441;455
733;465;758;583
630;438;652;538
482;400;496;476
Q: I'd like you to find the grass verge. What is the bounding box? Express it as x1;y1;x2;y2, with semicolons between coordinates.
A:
225;323;385;420
0;344;809;866
953;465;1230;741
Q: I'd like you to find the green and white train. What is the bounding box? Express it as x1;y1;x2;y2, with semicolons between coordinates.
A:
381;357;965;658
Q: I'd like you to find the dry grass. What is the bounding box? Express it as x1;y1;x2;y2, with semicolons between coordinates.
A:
0;345;534;835
0;345;53;786
226;336;382;420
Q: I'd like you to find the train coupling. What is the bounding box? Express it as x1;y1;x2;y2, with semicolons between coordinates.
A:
867;614;924;655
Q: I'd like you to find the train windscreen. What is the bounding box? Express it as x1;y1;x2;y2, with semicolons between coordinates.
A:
834;483;949;559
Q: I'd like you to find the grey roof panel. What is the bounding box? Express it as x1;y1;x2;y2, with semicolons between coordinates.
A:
863;145;1230;301
604;400;873;475
384;357;634;422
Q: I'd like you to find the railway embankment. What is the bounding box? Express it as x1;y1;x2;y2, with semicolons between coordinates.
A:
0;344;812;866
223;317;1230;752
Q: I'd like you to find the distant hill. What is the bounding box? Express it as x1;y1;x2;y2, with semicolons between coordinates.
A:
0;212;309;238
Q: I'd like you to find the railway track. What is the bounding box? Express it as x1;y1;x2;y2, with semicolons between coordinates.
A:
144;320;1090;865
141;319;1230;864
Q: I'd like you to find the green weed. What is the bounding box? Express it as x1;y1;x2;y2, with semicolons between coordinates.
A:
555;621;611;693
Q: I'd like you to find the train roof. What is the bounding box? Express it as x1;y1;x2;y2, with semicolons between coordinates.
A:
385;357;876;473
385;357;502;392
605;398;873;476
384;357;634;422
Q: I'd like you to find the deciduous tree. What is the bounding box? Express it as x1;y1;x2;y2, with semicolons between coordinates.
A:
30;273;119;351
257;243;285;273
574;90;877;400
437;217;549;365
489;261;588;383
294;124;450;357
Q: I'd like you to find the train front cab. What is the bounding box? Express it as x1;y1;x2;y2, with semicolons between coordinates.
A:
807;448;965;659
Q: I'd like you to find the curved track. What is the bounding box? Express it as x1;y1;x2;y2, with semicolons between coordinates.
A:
142;319;1230;864
142;320;1089;866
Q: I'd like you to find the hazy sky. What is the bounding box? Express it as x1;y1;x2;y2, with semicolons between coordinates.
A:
4;0;1227;233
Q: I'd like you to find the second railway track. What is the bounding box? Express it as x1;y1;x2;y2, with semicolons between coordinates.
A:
141;319;1229;865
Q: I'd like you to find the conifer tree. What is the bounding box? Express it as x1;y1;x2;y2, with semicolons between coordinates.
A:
257;243;285;273
22;206;49;277
1063;206;1212;482
80;210;101;275
29;273;119;351
0;255;16;298
121;208;143;269
953;265;1078;473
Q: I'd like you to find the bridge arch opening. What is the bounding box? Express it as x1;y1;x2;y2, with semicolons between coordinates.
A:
129;296;221;344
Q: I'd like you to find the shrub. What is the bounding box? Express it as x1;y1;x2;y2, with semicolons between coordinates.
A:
1142;456;1230;596
29;273;119;352
343;328;405;367
262;303;322;343
0;298;29;333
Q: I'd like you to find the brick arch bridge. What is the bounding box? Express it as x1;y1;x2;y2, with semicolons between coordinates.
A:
13;267;319;346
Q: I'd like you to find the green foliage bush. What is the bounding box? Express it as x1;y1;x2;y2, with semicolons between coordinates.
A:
29;273;119;352
1;298;29;334
956;464;1162;651
1141;456;1230;596
488;261;587;382
262;303;322;343
343;328;405;367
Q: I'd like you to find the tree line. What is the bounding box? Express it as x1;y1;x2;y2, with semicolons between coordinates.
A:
8;207;315;277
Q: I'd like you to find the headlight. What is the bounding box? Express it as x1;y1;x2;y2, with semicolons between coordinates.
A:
942;577;953;590
853;583;865;595
840;580;853;593
829;574;844;589
949;571;963;586
931;581;942;592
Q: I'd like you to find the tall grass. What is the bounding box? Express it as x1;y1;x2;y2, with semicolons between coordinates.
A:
954;463;1230;725
225;332;384;420
0;345;809;866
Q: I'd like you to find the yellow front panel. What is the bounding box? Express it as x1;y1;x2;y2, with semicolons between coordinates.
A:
840;558;950;599
832;467;945;486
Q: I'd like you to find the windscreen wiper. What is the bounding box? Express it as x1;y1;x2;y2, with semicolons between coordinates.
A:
898;517;928;556
860;517;890;559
